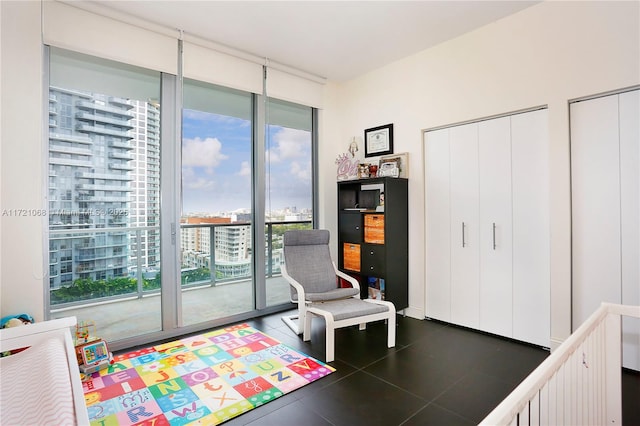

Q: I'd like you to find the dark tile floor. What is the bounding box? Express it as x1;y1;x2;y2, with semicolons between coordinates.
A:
223;310;640;426
120;310;640;426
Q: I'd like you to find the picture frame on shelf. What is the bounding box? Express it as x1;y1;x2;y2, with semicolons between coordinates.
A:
364;123;393;158
379;152;409;178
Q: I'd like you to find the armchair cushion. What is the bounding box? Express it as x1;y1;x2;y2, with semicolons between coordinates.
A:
295;288;360;302
310;298;389;321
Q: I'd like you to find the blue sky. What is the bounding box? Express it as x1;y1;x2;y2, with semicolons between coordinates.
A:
181;109;312;215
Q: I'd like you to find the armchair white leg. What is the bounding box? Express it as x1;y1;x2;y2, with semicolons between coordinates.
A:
303;311;312;342
282;314;303;335
388;310;396;348
325;315;336;363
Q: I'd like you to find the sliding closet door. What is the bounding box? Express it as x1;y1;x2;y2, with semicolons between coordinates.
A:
425;108;550;346
571;95;622;327
511;109;550;347
478;117;513;337
425;128;452;322
571;89;639;370
619;90;639;370
449;123;480;329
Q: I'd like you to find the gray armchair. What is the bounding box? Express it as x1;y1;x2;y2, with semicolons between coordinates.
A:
281;229;396;362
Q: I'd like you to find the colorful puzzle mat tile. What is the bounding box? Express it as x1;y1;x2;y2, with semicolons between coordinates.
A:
82;323;335;425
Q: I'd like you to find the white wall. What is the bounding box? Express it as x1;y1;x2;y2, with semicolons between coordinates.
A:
1;1;638;349
1;1;45;320
322;1;639;348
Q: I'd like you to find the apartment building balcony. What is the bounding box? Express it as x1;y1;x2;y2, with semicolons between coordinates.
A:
75;183;132;192
76;111;135;129
76;252;127;262
47;221;308;343
75;241;128;250
108;96;134;108
73;193;130;203
109;140;134;150
108;151;135;161
76;123;133;139
109;162;135;171
49;145;93;156
50;132;93;145
76;100;135;118
74;171;131;181
49;157;93;167
51;274;291;345
49;119;58;128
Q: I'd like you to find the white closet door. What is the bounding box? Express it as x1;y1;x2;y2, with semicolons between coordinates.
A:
478;117;513;337
619;90;640;371
511;109;550;347
450;123;480;329
425;128;452;322
571;95;622;327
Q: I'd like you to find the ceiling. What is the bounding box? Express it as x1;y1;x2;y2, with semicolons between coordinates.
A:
91;1;539;82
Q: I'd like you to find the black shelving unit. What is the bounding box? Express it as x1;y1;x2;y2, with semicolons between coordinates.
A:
337;177;408;311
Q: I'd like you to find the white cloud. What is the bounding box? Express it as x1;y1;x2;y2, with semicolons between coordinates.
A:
182;137;228;168
290;161;310;180
185;177;216;190
266;149;280;164
268;128;309;163
238;161;251;177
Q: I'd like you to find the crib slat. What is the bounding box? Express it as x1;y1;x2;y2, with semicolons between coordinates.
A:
479;304;640;426
540;381;549;426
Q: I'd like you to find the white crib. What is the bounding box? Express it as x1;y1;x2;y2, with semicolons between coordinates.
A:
0;316;90;425
480;303;640;425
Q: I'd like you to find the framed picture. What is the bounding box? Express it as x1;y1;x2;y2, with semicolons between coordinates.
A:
378;157;400;177
379;152;409;178
364;124;393;158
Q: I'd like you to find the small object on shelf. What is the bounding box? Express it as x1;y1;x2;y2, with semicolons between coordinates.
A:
364;214;385;244
379;152;409;178
367;277;385;300
343;243;361;272
378;159;400;177
358;163;370;179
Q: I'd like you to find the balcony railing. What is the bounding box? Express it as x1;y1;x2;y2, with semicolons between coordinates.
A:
48;220;311;310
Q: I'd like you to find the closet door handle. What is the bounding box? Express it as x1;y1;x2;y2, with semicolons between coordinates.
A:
492;223;496;250
462;222;466;247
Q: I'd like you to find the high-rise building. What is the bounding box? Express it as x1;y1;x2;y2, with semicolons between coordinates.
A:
128;100;160;272
180;216;252;279
47;87;160;289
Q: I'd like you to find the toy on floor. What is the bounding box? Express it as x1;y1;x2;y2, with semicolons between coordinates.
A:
78;339;113;374
73;320;113;374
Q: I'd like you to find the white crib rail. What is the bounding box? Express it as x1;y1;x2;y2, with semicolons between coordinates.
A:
480;303;640;426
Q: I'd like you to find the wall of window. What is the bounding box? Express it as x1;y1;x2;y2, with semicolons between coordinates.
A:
43;47;318;347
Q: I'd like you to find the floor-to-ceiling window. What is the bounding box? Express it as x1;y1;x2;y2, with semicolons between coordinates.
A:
180;79;255;326
44;42;319;349
265;98;314;306
47;47;163;343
